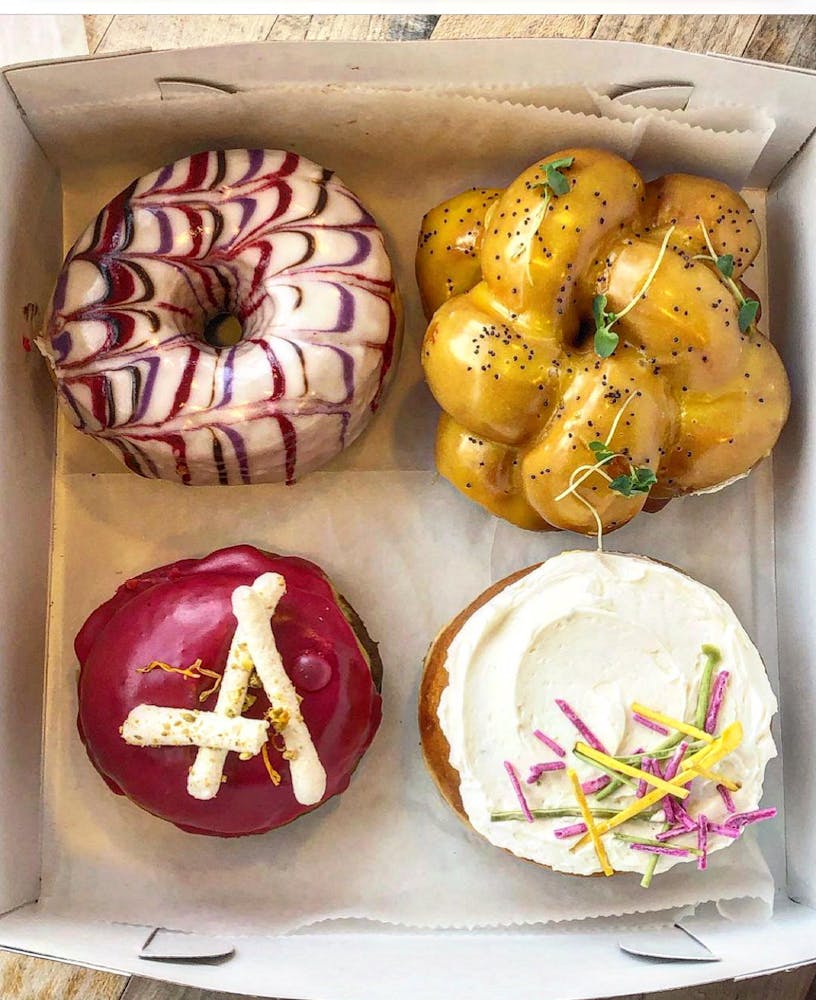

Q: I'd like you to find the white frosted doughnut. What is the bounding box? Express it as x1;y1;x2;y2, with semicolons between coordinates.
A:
37;149;402;485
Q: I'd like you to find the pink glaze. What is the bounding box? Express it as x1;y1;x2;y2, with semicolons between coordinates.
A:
75;544;382;837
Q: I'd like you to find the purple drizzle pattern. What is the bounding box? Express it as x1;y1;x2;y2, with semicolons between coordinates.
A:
38;149;401;485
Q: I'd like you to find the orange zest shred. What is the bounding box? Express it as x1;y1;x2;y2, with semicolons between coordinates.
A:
135;658;222;702
567;768;613;877
261;742;282;786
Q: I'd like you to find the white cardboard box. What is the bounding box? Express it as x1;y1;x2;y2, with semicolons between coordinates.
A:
2;37;816;998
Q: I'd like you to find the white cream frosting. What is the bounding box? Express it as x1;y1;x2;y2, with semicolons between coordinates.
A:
438;550;777;878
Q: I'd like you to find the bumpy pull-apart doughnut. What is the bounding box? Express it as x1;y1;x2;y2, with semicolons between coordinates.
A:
417;148;790;535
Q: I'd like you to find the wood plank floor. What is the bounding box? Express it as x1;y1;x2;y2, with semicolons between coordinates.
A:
4;12;816;1000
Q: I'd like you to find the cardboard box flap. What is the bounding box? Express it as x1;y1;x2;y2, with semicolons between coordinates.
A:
6;39;816;186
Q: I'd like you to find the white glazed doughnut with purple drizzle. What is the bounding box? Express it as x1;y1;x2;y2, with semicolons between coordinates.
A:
36;149;402;485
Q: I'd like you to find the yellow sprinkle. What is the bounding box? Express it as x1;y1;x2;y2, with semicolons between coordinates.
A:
567;768;613;877
574;742;689;800
694;768;740;791
631;703;714;744
684;722;742;770
571;784;667;853
572;720;744;852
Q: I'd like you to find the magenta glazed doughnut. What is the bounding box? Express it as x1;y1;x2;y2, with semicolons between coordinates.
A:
36;149;402;485
76;545;383;837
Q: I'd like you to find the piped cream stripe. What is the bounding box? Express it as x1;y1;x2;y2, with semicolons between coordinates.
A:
122;704;268;753
233;582;327;806
186;573;285;799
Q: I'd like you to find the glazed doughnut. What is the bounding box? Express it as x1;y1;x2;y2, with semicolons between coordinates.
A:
37;149;402;485
416;148;789;535
76;545;382;837
420;551;777;880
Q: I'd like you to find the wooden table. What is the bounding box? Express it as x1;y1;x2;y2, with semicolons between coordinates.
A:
4;12;816;1000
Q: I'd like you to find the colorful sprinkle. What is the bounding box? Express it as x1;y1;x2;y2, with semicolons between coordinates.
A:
630;843;691;858
554;822;587;840
504;760;533;822
632;712;669;736
526;760;566;783
726;808;777;829
717;784;736;813
555;699;607;753
704;670;730;734
533;729;566;757
581;775;611;795
697;814;709;870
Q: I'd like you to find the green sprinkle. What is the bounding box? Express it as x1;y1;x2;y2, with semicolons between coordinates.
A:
491;806;617;822
738;299;759;333
615;832;702;856
573;748;638;789
641;823;670;888
694;644;722;730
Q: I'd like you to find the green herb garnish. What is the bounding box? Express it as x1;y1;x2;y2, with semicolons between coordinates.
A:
491;807;660;823
738;299;760;333
716;253;734;278
609;465;657;497
532;155;575;198
592;224;676;358
593;293;619;359
695;222;759;334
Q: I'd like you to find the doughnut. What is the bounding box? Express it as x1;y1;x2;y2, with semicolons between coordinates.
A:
420;551;777;881
76;544;382;836
37;149;402;485
416;148;789;535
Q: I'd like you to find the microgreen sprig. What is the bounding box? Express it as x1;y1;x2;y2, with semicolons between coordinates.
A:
532;156;575;198
592;225;676;358
554;398;657;548
694;221;759;334
512;156;575;286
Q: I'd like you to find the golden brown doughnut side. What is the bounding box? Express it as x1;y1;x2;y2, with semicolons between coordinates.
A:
417;148;791;534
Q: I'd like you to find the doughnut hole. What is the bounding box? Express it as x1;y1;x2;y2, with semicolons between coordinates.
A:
605;241;742;393
522;359;673;534
422;291;559;446
659;332;790;494
203;312;244;348
416;188;501;318
435;413;550;530
643;174;761;277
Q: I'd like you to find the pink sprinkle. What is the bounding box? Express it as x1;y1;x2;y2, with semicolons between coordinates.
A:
704;670;730;734
526;761;566;783
533;730;566;758
717;784;736;813
554;822;587;840
674;799;698;832
635;756;653;799
651;757;666;780
582;775;611;795
555;699;607;753
632;746;645;755
697;814;709;870
632;712;669;736
663;793;678;824
656;824;692;842
706;821;740;839
504;761;533;822
630;843;690;858
726;808;777;830
663;741;689;782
